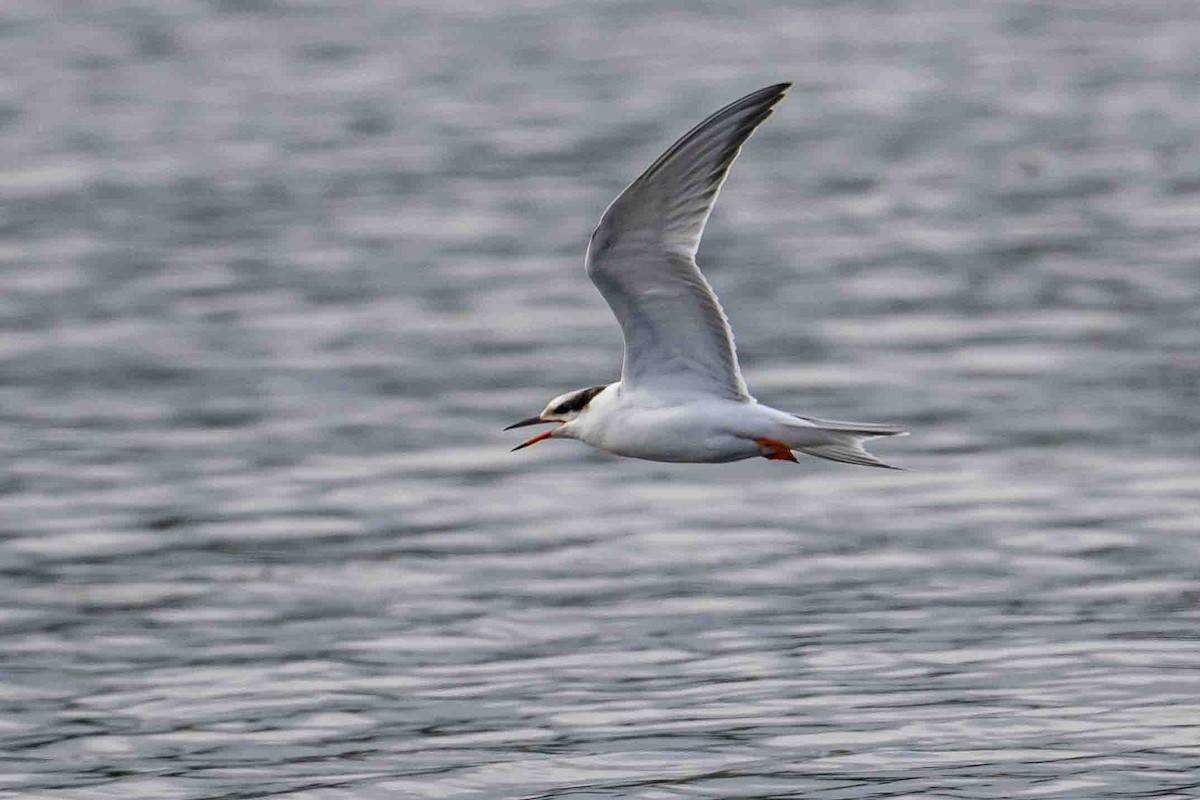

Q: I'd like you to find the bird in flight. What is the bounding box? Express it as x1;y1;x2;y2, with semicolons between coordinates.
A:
507;83;907;468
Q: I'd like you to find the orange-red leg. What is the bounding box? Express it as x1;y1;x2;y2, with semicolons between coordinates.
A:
754;437;799;462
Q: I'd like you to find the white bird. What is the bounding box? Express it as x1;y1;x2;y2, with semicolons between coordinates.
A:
507;83;908;468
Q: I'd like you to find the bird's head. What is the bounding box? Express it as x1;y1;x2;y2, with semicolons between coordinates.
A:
505;385;608;451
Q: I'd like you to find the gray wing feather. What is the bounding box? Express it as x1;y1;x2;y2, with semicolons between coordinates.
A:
586;83;791;400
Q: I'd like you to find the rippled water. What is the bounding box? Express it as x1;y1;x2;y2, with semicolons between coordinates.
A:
2;1;1200;797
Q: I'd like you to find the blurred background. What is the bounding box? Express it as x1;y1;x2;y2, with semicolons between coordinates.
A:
2;1;1199;797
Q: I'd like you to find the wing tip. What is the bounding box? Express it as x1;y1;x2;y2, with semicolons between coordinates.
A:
739;82;792;114
733;82;792;132
758;81;793;103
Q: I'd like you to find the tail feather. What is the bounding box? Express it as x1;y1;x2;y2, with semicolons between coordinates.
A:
794;415;909;439
786;417;908;470
796;440;904;470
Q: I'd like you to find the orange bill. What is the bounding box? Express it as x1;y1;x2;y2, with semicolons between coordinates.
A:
512;428;557;451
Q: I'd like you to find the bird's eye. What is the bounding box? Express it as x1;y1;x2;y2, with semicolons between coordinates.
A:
553;403;570;415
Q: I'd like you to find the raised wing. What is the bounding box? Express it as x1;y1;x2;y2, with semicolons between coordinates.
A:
585;83;790;400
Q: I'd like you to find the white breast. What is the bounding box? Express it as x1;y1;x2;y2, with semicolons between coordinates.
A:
572;385;767;463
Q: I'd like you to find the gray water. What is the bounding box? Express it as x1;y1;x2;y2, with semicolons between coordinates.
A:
2;1;1200;797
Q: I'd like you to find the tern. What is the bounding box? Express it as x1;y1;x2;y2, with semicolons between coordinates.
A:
507;83;908;468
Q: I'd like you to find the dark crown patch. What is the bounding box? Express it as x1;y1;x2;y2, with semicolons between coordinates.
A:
554;385;607;415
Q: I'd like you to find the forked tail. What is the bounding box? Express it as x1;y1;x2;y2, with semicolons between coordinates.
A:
788;416;910;470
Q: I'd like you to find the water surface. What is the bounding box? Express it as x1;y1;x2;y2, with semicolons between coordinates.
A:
2;1;1199;797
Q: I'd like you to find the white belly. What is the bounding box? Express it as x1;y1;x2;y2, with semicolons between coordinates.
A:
577;392;770;463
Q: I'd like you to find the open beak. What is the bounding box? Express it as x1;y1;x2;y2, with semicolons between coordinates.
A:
505;416;563;451
504;416;552;431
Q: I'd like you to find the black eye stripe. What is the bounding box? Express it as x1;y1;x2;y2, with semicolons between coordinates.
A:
554;385;606;415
